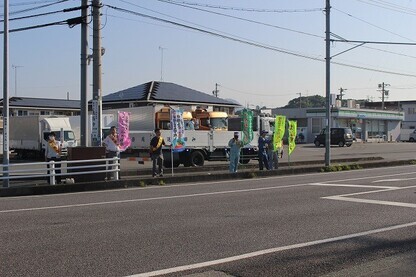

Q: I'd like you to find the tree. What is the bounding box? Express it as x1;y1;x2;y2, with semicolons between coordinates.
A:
283;95;325;108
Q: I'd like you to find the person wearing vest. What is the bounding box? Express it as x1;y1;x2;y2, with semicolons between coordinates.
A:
103;126;120;180
150;128;166;177
45;132;62;184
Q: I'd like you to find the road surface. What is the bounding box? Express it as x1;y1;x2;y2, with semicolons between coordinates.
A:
1;164;416;276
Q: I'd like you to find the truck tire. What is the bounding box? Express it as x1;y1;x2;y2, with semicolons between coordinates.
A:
410;137;415;142
190;151;205;167
314;140;321;147
338;141;345;147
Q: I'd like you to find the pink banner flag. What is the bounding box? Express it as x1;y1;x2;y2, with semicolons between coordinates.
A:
118;111;131;152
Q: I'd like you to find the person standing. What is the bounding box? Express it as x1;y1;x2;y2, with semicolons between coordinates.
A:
103;126;120;179
150;128;166;177
228;132;244;173
45;132;62;184
258;130;270;170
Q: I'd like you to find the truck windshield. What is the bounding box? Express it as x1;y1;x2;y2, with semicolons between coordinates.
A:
210;118;227;130
44;131;75;141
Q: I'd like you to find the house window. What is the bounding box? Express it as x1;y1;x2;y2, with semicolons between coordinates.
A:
408;108;416;114
40;111;50;115
17;110;28;116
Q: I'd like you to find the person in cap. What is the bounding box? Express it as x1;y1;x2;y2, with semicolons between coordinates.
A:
228;131;244;173
258;130;270;170
45;131;62;184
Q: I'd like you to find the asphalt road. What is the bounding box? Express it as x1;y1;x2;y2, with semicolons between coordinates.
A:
126;142;416;171
1;164;416;276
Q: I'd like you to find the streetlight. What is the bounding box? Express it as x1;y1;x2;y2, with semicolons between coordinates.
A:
159;46;167;81
12;64;23;96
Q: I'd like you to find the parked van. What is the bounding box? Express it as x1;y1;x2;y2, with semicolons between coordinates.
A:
314;127;353;147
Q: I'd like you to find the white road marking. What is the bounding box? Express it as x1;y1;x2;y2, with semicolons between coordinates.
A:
308;183;399;189
126;221;416;277
320;170;416;184
372;177;416;183
323;195;416;208
0;183;307;214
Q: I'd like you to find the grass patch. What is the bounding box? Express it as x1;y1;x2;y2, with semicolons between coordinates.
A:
321;163;361;172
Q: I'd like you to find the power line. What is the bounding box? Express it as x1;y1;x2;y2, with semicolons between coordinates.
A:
0;5;86;23
0;0;70;17
355;0;416;15
333;7;415;42
106;4;416;78
157;0;416;59
0;16;84;34
156;1;323;13
156;0;323;39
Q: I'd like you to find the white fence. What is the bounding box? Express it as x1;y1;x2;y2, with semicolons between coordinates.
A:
0;157;120;186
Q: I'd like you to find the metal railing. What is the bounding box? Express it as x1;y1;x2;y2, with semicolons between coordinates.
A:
0;157;120;186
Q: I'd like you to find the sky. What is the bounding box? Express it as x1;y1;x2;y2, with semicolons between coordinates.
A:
2;0;416;108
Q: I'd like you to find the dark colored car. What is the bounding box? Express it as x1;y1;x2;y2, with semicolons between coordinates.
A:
314;127;353;147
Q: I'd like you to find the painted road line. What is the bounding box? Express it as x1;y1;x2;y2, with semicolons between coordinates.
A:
126;221;416;277
372;177;416;183
308;183;399;189
0;183;307;214
323;195;416;208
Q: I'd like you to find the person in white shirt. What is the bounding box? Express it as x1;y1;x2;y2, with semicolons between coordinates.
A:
102;126;120;179
45;132;61;184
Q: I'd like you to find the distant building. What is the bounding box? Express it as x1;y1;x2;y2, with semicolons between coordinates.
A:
99;81;241;115
0;97;80;117
364;100;416;129
273;106;404;143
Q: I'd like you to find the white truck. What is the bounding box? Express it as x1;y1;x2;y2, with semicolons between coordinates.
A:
102;106;274;167
68;114;115;145
10;116;77;159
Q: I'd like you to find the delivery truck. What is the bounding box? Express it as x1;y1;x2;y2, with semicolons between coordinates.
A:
10;116;77;159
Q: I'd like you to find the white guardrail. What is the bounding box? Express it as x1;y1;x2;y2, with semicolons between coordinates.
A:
0;157;120;186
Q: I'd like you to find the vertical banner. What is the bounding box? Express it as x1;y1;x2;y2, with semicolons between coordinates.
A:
273;115;286;150
241;109;253;145
117;111;131;151
170;109;186;152
288;120;297;156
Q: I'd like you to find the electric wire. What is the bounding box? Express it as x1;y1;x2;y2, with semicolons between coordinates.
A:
0;0;70;17
106;4;416;78
154;0;323;13
355;0;416;15
333;7;415;42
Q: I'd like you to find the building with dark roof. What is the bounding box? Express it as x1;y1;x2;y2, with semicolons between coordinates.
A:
100;81;241;114
0;97;80;117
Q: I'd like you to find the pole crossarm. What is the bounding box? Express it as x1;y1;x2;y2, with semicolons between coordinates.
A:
330;39;416;46
331;42;365;58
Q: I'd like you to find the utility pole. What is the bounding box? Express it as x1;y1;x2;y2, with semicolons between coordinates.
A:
212;83;219;97
12;64;23;96
378;82;390;110
325;0;331;166
3;0;9;187
297;92;302;108
80;0;88;146
92;0;102;146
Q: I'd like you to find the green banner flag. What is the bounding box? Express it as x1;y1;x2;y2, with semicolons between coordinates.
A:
273;115;286;150
241;109;253;145
288;120;297;155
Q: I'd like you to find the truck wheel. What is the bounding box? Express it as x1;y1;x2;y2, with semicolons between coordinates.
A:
410;137;415;142
338;141;345;147
314;141;320;147
190;151;204;167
